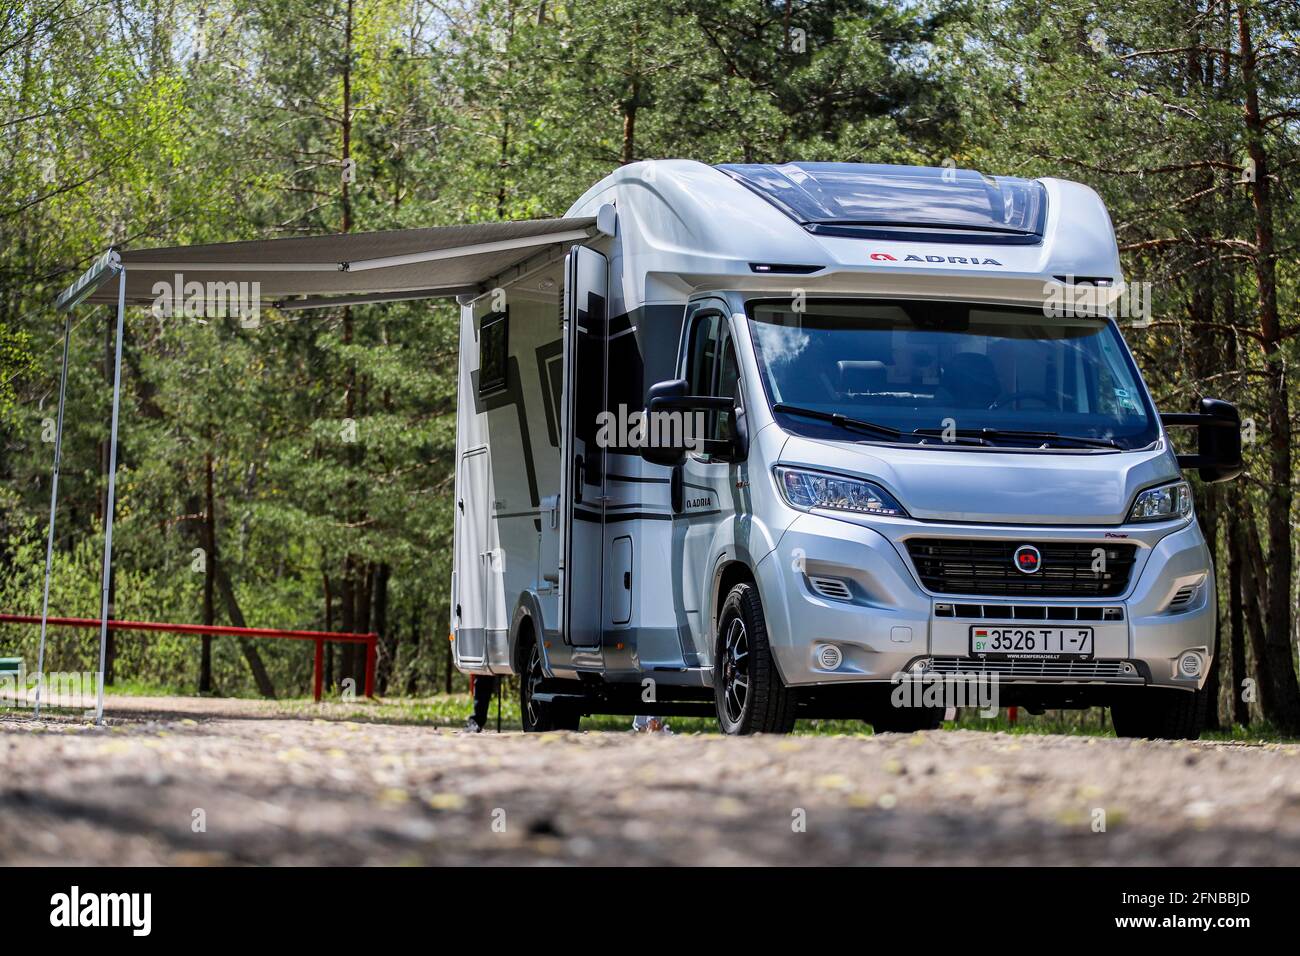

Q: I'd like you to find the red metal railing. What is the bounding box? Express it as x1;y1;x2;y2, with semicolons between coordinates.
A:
0;614;376;702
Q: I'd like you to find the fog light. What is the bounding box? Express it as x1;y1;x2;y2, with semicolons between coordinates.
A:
1177;652;1203;678
817;644;843;670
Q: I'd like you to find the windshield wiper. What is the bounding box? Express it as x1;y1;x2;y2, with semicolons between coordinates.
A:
770;406;1120;449
771;403;903;441
912;426;1120;449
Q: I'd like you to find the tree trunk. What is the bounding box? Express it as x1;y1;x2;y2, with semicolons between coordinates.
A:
621;97;636;165
1241;509;1291;726
405;603;422;696
200;451;215;693
352;560;373;687
323;570;334;692
213;562;277;698
373;562;392;693
1189;275;1222;728
1227;510;1250;726
1237;4;1300;731
339;558;356;687
1199;486;1222;729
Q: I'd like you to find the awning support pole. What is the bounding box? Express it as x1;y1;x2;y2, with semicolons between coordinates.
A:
33;315;73;717
95;269;126;725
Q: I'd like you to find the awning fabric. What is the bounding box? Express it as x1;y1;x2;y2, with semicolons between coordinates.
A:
70;217;596;308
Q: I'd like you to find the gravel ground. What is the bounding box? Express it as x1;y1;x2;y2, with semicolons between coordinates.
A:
2;696;1298;865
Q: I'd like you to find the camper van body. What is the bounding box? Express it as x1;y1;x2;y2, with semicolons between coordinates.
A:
450;160;1237;736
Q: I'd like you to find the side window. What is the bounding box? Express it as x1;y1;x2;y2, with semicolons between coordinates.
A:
478;310;509;396
682;310;742;449
714;323;740;442
684;312;718;396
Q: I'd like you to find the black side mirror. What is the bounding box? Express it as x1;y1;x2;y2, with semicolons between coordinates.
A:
639;378;736;466
1161;397;1243;483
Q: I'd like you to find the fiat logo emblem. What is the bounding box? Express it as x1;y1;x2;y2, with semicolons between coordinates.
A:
1013;544;1042;574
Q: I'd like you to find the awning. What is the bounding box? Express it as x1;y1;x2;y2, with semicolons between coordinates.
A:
67;217;596;309
38;213;597;724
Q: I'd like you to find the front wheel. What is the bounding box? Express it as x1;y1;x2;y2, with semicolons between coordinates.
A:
1110;688;1207;740
865;704;944;734
714;582;797;735
520;638;580;732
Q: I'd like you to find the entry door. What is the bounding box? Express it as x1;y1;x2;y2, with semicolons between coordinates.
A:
674;303;741;666
560;245;608;647
455;446;491;662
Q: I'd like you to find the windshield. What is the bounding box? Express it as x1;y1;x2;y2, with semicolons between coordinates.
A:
746;299;1159;450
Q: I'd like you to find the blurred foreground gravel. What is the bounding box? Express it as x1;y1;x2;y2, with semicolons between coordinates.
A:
2;696;1298;865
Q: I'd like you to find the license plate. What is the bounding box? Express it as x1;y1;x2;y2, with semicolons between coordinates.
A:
969;626;1093;660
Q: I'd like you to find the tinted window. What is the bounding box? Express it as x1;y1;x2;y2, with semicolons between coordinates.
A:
718;163;1046;238
747;299;1158;450
478;311;508;395
683;311;743;448
685;313;718;396
715;324;740;442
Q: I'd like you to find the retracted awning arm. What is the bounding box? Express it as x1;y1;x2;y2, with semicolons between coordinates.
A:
65;217;598;308
53;249;122;312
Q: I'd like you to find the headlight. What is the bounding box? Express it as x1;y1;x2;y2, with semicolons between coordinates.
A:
775;466;908;517
1128;480;1193;522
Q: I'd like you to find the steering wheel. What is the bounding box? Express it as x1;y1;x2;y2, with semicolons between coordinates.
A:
988;390;1057;410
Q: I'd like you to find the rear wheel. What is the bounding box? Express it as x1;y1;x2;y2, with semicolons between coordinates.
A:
1110;688;1207;740
520;637;580;732
714;582;796;735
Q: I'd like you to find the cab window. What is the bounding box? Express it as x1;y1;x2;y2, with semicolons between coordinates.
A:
683;310;743;450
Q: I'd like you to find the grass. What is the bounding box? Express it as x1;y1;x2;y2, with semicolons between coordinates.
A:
257;692;1299;742
100;678;196;697
9;680;1296;743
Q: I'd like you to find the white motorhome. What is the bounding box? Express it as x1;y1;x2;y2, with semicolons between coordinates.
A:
452;160;1241;738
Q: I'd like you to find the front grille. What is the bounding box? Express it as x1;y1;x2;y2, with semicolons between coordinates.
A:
906;538;1137;597
934;602;1124;621
923;656;1140;682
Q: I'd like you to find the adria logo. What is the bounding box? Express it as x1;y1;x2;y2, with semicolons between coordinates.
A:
869;251;1004;266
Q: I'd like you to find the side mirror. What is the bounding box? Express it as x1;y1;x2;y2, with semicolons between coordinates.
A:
639;378;736;466
1161;397;1243;484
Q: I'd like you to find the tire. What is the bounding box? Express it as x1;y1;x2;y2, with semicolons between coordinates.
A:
714;582;797;735
520;636;580;732
1110;688;1207;740
865;704;944;734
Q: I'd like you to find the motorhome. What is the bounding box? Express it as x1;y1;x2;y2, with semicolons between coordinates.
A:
450;160;1242;738
54;159;1239;736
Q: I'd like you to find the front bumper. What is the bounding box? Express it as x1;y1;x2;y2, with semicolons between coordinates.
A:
756;511;1214;693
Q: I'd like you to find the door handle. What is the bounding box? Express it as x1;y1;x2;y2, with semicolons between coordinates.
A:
623;571;631;590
